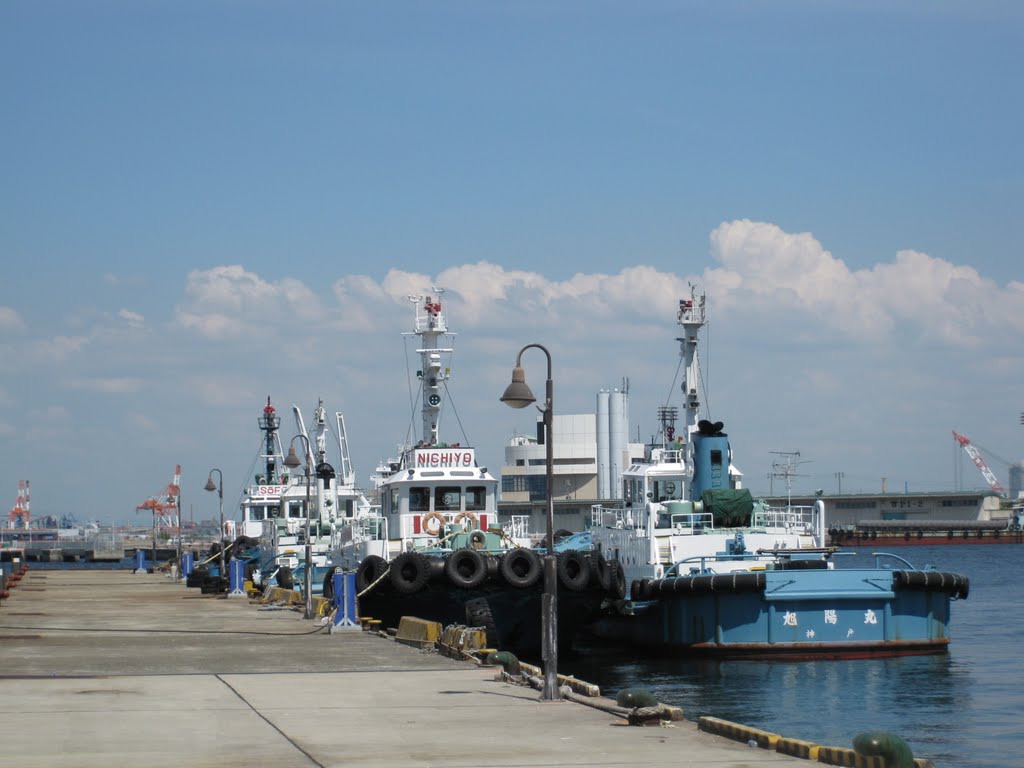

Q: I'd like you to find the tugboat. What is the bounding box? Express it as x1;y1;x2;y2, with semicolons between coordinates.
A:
327;290;622;656
187;396;372;594
587;286;970;658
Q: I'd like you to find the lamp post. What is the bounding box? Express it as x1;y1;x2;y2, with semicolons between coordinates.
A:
203;469;225;592
283;435;314;620
176;483;183;581
500;343;560;702
834;471;845;495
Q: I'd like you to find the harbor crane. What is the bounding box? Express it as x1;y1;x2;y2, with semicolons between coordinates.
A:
7;480;30;529
952;431;1007;496
135;464;181;529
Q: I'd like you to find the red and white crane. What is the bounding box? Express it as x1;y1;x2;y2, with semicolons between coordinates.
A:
136;465;181;529
8;480;30;529
953;431;1007;496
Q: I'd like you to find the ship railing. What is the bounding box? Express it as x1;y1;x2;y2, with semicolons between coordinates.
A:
649;448;685;465
591;504;643;531
660;511;715;535
505;514;531;540
754;505;818;534
353;515;387;542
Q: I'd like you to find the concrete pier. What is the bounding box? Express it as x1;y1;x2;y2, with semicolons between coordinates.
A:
0;569;809;767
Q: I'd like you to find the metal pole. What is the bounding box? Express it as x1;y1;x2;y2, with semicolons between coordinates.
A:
217;475;225;590
500;343;560;702
541;367;559;701
304;459;313;620
283;435;315;619
176;487;183;580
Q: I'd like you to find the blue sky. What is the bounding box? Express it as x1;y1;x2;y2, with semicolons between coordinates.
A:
2;1;1021;527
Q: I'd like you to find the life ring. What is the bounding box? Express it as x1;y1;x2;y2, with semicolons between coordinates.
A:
445;548;487;589
421;511;446;536
500;547;542;588
454;512;479;529
557;550;591;592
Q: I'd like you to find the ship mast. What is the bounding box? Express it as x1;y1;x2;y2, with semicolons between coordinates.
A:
258;397;283;484
675;285;707;470
407;289;454;447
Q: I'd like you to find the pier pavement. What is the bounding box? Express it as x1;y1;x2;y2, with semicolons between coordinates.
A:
0;569;809;768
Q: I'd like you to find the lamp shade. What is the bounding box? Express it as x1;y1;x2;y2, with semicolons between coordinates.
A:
283;445;302;468
500;366;535;409
204;476;217;492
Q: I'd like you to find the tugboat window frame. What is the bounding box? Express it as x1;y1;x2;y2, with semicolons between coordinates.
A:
466;486;487;511
409;487;430;512
434;486;461;511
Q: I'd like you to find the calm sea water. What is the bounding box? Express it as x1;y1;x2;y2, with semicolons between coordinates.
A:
565;544;1020;768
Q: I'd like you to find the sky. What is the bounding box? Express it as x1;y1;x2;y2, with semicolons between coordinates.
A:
2;1;1022;527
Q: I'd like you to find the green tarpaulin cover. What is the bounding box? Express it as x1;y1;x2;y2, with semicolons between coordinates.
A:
701;488;754;526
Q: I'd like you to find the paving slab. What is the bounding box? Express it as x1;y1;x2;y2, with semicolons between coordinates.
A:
0;569;809;767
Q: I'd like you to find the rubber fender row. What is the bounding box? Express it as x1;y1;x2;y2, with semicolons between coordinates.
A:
632;571;766;600
892;570;970;600
697;716;934;768
359;549;627;598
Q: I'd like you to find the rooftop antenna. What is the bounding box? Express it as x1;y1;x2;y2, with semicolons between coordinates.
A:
769;451;810;509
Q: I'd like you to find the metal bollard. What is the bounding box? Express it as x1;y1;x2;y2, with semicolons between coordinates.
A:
228;558;246;597
330;571;360;634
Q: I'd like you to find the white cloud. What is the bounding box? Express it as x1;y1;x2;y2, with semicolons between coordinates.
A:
118;309;145;329
175;265;323;340
0;306;25;331
32;335;91;362
65;377;143;394
705;219;1024;346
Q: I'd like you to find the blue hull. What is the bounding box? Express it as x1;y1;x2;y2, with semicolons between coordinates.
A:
590;566;968;659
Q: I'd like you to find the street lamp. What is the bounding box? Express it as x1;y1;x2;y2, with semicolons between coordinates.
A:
500;343;560;702
176;482;183;581
204;469;225;593
283;435;314;620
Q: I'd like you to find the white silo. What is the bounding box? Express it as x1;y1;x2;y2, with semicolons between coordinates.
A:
596;390;610;498
609;389;628;499
1010;461;1024;499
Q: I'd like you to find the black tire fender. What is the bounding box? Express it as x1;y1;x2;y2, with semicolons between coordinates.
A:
609;559;627;600
500;547;542;588
445;548;488;589
356;554;389;593
591;554;613;590
557;549;591;592
389;552;431;594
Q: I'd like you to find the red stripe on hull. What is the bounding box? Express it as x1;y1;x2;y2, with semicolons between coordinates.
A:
685;638;950;661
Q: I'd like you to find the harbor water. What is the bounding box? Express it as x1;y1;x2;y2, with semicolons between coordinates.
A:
568;544;1020;768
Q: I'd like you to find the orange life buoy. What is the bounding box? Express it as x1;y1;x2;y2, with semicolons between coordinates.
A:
422;511;446;536
454;511;479;530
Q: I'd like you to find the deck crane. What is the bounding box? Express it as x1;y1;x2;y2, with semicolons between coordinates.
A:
952;431;1007;496
136;465;181;529
8;480;30;529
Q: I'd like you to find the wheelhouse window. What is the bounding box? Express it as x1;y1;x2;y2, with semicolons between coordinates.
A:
409;487;430;512
434;486;461;511
465;486;486;511
287;501;304;518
